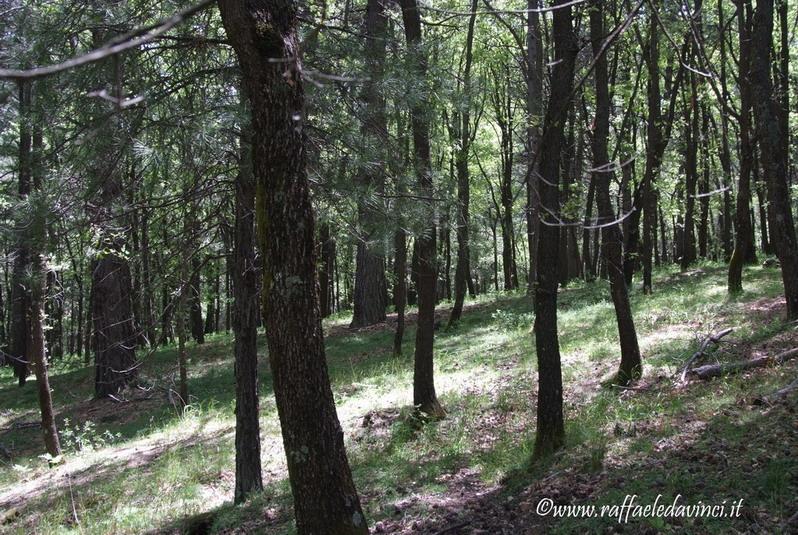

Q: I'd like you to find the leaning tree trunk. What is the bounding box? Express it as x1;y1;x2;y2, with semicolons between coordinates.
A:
590;0;642;385
233;126;262;504
533;0;577;458
218;1;368;533
750;0;798;318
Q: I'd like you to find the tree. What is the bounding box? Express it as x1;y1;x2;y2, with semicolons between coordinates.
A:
350;0;389;329
533;0;578;458
232;126;262;504
448;0;478;326
217;1;368;532
89;21;138;399
728;0;756;293
399;0;445;420
750;0;798;319
589;0;642;385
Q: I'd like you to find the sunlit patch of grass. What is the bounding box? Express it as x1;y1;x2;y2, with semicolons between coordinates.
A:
1;262;795;533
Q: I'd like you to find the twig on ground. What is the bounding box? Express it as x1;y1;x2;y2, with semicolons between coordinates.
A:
679;328;734;382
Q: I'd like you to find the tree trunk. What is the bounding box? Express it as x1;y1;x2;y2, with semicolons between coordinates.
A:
533;0;577;458
233;125;262;504
728;0;757;293
750;0;798;318
682;78;698;270
400;0;445;419
350;0;389;329
590;0;642;385
528;0;543;292
449;0;477;325
218;1;368;532
10;80;32;386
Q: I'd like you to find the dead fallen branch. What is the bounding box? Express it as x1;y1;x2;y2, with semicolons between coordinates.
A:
689;347;798;381
754;376;798;405
679;328;734;382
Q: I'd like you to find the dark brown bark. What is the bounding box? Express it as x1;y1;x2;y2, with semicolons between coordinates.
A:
400;0;445;419
92;244;138;397
642;4;662;292
590;0;642;385
750;0;798;318
350;0;389;329
10;81;31;386
218;1;368;532
729;0;756;293
233;126;262;504
533;0;577;458
89;26;138;398
526;0;543;291
449;0;477;326
717;0;734;260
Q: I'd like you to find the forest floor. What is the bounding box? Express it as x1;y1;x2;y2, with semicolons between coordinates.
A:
1;262;797;534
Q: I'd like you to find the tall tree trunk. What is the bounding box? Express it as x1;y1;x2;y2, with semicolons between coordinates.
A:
400;0;444;419
682;78;698;270
10;81;31;385
350;0;389;328
526;0;543;289
642;3;662;291
233;126;262;504
218;1;369;532
533;0;577;458
26;80;61;456
590;0;642;385
718;0;734;260
698;106;711;258
750;0;798;318
449;0;477;326
89;26;137;398
728;0;757;293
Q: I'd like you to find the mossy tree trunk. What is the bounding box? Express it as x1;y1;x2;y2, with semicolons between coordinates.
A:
218;1;369;532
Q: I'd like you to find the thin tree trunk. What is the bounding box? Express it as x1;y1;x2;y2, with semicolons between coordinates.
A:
233;125;262;504
449;0;477;325
400;0;444;419
533;0;577;458
728;0;757;293
590;0;642;385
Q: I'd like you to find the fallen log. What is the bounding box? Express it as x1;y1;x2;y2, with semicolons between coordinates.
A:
679;328;734;382
689;347;798;380
754;376;798;405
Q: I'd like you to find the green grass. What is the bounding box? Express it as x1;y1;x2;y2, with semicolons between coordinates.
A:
0;263;796;534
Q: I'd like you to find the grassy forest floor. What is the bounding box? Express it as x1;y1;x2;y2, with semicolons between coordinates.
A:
1;263;797;534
